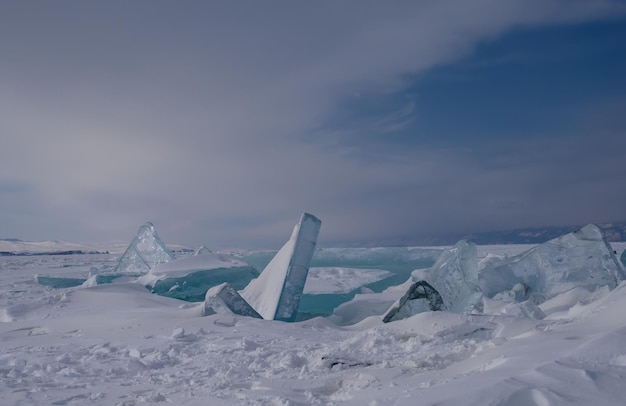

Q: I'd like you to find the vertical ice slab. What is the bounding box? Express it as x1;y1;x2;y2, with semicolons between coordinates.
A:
115;222;175;273
240;213;321;322
203;283;262;318
479;224;625;302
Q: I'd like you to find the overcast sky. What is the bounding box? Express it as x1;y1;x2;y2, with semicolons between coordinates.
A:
1;1;626;249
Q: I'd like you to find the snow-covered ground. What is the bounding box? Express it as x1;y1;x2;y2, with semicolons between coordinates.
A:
1;242;626;405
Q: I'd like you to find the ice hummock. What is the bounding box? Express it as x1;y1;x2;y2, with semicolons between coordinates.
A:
414;239;482;313
479;224;625;303
381;240;482;322
115;222;175;273
621;248;626;268
240;213;321;321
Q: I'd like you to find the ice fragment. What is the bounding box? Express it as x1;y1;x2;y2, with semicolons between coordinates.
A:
240;213;321;321
115;222;175;273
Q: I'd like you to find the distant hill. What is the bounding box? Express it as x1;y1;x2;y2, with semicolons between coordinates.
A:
460;221;626;245
0;238;23;243
4;221;626;252
335;221;626;247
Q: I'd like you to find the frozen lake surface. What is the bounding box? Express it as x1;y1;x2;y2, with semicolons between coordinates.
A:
1;241;626;405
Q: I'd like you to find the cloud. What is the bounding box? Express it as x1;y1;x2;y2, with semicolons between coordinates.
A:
1;1;625;247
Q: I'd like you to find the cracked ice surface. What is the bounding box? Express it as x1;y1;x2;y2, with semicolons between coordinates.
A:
3;240;626;404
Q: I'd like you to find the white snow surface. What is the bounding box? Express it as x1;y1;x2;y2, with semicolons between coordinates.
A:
304;267;393;294
1;242;626;405
137;250;250;287
0;239;110;254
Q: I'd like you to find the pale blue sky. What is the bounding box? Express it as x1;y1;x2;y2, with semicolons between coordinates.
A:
1;1;625;248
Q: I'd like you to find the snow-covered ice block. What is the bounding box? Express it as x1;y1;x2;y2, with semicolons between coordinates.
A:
115;222;175;273
203;283;262;318
479;224;625;302
240;213;321;321
621;249;626;268
137;250;259;302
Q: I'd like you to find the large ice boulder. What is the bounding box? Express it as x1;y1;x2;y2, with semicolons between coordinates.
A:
115;222;175;273
414;239;482;313
479;224;625;303
240;213;321;322
381;240;482;323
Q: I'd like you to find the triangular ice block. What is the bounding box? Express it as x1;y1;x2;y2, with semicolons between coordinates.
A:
115;222;175;273
240;213;321;321
204;283;262;318
382;281;445;323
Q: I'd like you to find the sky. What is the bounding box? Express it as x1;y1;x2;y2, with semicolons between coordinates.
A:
1;0;626;249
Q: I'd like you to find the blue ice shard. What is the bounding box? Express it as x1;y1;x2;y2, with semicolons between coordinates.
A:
382;240;482;323
115;222;175;273
479;224;625;302
414;239;483;313
203;283;262;318
240;213;321;321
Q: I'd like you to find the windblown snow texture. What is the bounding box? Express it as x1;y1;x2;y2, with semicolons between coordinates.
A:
115;222;175;273
240;213;321;321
